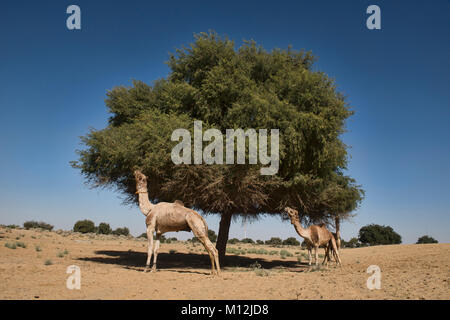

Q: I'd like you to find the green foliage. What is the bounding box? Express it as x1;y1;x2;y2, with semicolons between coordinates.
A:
265;237;282;246
5;242;16;249
97;223;112;235
44;259;53;266
282;237;300;246
35;245;42;252
341;237;361;248
208;229;217;242
72;31;364;256
416;235;438;244
241;238;255;244
23;221;54;231
256;240;264;245
73;220;96;233
138;233;147;239
358;224;402;246
228;238;239;244
112;227;130;236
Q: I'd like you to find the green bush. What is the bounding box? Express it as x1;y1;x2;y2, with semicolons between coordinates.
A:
241;238;255;244
228;238;239;244
256;240;264;245
5;242;16;249
208;230;217;242
97;222;112;235
341;237;361;248
23;221;54;231
265;237;282;246
73;220;96;233
416;235;438;244
138;233;147;239
358;224;402;246
112;227;130;236
282;237;300;246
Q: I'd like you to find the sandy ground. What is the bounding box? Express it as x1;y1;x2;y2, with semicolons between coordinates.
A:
0;226;449;300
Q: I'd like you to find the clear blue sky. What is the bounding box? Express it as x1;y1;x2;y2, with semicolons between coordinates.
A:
1;1;449;243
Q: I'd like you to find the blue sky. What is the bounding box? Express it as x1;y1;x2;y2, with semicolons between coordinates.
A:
1;0;449;243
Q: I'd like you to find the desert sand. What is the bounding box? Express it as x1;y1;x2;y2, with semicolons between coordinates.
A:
0;226;449;300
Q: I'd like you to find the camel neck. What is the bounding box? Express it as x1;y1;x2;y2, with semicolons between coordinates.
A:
137;192;154;216
292;220;310;239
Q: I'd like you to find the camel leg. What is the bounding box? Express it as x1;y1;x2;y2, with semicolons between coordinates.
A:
330;237;342;266
186;214;220;275
151;233;161;272
145;227;154;272
322;243;330;266
308;248;312;266
314;246;319;266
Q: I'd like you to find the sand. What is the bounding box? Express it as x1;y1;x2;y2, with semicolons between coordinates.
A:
0;226;449;300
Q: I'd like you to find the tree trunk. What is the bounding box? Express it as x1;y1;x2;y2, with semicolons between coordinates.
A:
216;211;232;265
335;216;341;251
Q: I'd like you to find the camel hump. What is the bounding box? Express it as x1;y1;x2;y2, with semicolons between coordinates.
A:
174;200;184;206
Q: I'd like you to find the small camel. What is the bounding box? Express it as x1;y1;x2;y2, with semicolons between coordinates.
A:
284;207;341;266
134;170;220;275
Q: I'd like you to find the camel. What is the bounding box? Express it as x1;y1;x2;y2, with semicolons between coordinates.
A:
284;207;341;266
134;170;220;275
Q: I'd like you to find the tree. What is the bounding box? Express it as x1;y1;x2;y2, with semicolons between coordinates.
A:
241;238;255;244
23;221;54;231
358;224;402;246
208;230;218;242
416;235;438;244
265;237;282;246
97;222;112;235
282;237;300;246
341;237;360;248
73;220;95;233
112;227;130;236
71;31;363;264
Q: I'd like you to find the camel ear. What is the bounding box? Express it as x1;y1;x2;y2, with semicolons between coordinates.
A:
174;200;184;206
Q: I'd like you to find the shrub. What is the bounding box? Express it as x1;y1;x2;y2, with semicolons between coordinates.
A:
241;238;255;244
35;245;42;252
190;236;200;243
280;249;293;257
44;259;53;265
208;230;217;242
416;235;438;244
112;227;130;236
256;240;264;245
341;237;361;248
5;242;16;249
73;220;96;233
265;237;282;246
228;238;239;244
282;237;300;246
138;233;147;239
15;241;26;248
23;221;54;231
97;222;112;235
358;224;402;246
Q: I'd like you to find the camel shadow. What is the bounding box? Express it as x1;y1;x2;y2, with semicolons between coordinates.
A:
77;250;310;273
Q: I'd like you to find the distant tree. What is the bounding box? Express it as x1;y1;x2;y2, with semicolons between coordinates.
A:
73;220;96;233
241;238;255;244
112;227;130;236
256;240;264;245
208;230;218;243
190;236;200;243
282;237;300;246
265;237;282;246
23;221;54;231
170;237;178;241
358;224;402;246
228;238;239;244
97;222;112;235
138;233;147;239
416;235;438;244
342;237;360;248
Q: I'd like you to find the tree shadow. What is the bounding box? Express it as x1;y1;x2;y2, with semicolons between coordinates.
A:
77;250;309;273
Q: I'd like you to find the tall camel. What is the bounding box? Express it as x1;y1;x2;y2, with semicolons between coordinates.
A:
134;170;220;275
284;207;341;266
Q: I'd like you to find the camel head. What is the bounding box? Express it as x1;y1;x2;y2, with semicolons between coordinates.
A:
284;207;299;224
134;169;148;194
